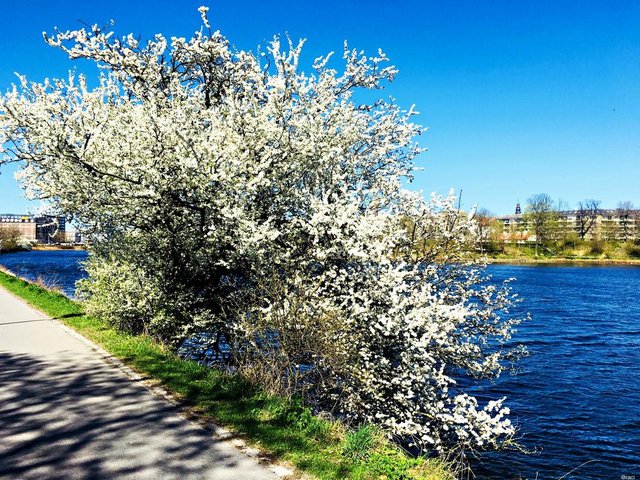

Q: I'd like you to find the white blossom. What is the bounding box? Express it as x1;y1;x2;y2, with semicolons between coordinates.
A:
0;9;525;453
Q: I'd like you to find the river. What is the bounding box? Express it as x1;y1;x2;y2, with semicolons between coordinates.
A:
0;250;87;298
0;250;638;479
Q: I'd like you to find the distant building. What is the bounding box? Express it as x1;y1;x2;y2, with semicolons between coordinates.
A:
495;203;639;242
0;214;37;242
0;214;67;244
63;230;83;244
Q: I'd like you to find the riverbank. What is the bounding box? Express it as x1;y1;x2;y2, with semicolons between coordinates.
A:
0;270;455;480
0;246;31;254
481;241;640;266
0;244;85;254
32;244;86;251
487;256;640;265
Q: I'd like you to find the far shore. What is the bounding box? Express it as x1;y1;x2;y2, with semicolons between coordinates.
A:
0;245;86;254
31;244;86;251
6;245;640;266
487;256;640;266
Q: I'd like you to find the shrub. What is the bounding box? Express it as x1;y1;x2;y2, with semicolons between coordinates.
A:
1;8;525;455
342;425;381;461
589;242;604;255
625;243;640;258
0;227;27;252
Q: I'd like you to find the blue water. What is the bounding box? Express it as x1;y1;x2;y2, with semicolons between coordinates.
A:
0;250;88;298
1;251;638;479
477;264;640;479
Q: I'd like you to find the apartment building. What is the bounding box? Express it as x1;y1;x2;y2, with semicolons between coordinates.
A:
496;204;639;242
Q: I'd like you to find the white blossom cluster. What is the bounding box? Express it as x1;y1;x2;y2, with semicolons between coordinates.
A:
0;8;525;452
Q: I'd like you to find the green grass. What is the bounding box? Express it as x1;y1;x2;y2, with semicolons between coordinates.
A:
0;270;454;480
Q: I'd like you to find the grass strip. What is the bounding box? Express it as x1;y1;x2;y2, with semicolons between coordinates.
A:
0;270;454;480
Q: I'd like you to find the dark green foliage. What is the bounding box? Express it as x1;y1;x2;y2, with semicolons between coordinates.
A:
625;243;640;258
342;424;379;461
589;243;604;255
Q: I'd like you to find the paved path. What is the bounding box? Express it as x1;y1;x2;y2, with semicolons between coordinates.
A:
0;285;280;480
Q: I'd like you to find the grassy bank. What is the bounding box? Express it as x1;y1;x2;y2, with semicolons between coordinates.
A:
31;244;86;251
484;242;640;265
488;256;640;265
0;270;454;480
0;246;32;254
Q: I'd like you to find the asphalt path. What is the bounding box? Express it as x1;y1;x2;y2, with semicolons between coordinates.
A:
0;285;281;480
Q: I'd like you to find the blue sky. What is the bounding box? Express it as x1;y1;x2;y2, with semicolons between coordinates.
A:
0;0;638;215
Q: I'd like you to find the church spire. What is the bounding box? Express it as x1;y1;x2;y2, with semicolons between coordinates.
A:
515;200;521;215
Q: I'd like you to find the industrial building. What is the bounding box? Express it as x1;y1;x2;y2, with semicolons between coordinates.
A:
0;214;67;244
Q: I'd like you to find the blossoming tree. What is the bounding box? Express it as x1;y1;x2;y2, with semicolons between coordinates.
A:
0;7;525;453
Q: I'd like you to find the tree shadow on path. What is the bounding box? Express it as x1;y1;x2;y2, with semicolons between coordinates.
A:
0;351;275;479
